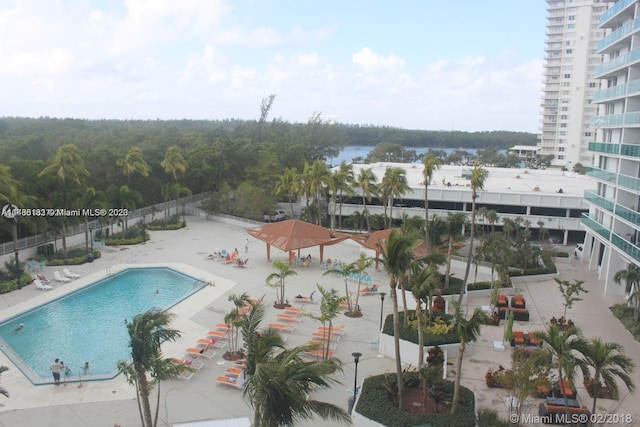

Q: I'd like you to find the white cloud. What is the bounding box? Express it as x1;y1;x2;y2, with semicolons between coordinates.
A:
352;47;405;73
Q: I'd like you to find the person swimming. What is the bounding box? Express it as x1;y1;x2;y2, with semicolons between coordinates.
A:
14;323;24;333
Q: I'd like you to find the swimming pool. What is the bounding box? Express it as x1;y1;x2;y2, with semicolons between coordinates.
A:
0;267;206;385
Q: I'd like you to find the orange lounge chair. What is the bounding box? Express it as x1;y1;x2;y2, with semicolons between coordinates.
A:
206;330;227;339
317;325;345;335
268;322;295;333
185;347;216;360
311;331;341;342
359;285;380;295
529;334;541;346
174;358;204;371
197;338;227;350
214;323;232;332
307;340;338;351
216;375;243;388
513;331;525;346
224;367;244;377
276;313;303;323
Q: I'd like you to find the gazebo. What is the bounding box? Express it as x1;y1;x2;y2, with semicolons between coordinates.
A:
247;219;349;262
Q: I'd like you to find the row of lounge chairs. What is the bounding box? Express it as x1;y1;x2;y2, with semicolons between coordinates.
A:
33;269;81;291
216;361;246;389
302;325;346;359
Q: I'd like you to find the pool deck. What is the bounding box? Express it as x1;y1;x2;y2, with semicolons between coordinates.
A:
0;216;639;426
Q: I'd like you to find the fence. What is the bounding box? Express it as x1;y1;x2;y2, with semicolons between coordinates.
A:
0;193;211;256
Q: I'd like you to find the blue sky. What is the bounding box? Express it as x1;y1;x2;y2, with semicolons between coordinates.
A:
0;0;547;132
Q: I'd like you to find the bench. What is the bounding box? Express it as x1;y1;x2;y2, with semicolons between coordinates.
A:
538;403;590;425
498;307;530;321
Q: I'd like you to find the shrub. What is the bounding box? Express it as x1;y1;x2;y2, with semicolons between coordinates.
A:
0;273;32;294
477;408;511;427
611;304;640;342
425;317;452;336
105;234;149;245
383;310;459;346
146;216;185;230
43;250;102;266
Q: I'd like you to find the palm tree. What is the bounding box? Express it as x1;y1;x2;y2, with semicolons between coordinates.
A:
117;308;184;427
116;146;151;184
160;145;187;183
241;301;287;377
273;167;300;218
309;285;347;360
410;262;440;371
353;168;378;232
0;165;18;204
381;167;409;228
422;153;441;251
266;260;298;308
167;183;192;219
224;292;251;360
458;163;488;305
614;263;640;321
450;302;487;415
38;144;90;258
334;161;355;230
301;159;331;225
378;229;415;409
324;253;372;316
444;212;466;289
243;343;351;427
72;187;106;253
531;325;587;418
578;338;635;414
106;184;143;233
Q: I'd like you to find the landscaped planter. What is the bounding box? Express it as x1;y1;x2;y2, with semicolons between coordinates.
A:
378;330;467;366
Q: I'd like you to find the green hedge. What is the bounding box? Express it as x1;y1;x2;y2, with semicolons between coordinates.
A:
611;304;640;342
0;273;32;294
43;250;102;266
356;372;475;427
105;234;149;245
382;310;459;347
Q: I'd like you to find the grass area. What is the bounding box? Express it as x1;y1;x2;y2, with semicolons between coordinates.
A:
610;304;640;342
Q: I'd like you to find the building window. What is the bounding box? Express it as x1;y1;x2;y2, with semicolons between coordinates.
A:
561;115;568;119
566;49;573;54
564;74;571;78
567;24;575;29
558;155;565;160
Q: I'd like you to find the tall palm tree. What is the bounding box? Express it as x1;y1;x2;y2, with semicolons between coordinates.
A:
614;263;640;321
309;285;347;360
422;153;441;251
160;145;187;183
38;144;90;258
324;253;372;315
378;229;415;409
225;292;251;359
117;308;184;427
353;168;378;232
450;302;487;415
243;343;351;427
116;146;151;184
458;163;488;305
72;187;106;253
266;260;298;308
381;167;410;228
242;301;287;377
410;262;441;371
334;161;355;230
444;212;466;289
578;338;635;414
0;164;18;204
301;159;331;225
531;325;587;418
273;167;300;218
106;184;142;233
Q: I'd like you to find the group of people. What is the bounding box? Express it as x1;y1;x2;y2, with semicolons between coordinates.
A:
50;359;90;385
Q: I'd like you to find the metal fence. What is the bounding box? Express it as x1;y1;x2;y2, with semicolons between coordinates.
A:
0;193;211;256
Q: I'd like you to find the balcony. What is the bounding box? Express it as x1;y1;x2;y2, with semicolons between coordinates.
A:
594;49;640;77
597;17;640;51
586;166;617;184
612;232;640;263
584;190;614;212
590;112;640;127
618;173;640;192
593;83;628;101
621;144;640;158
615;204;640;227
588;141;620;155
581;213;612;240
599;0;634;26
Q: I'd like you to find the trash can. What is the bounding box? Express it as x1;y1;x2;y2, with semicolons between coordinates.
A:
87;253;94;263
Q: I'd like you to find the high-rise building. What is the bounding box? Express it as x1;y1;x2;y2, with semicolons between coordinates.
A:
540;0;608;169
584;0;640;296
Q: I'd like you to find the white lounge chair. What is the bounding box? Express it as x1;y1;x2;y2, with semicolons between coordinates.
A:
54;271;71;284
63;268;81;279
34;279;53;291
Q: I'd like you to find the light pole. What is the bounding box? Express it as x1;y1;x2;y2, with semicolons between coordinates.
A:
351;352;362;413
379;292;387;331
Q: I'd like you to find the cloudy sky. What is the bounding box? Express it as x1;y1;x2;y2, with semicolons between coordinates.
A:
0;0;547;132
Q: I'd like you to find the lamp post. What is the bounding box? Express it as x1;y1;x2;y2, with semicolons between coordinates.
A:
351;352;362;413
379;292;387;331
89;227;93;251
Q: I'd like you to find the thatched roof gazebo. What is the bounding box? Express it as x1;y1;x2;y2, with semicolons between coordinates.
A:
247;220;349;262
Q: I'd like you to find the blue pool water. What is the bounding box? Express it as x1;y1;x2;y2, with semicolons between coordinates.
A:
0;267;206;385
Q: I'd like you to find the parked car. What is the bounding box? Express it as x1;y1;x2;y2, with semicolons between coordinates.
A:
263;210;286;222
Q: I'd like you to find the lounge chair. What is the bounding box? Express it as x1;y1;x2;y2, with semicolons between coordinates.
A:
34;278;53;291
215;374;243;388
63;268;81;279
283;307;302;315
174;358;204;371
317;324;346;335
311;331;341;342
276;313;302;323
268;322;295;333
197;338;227;350
206;330;227;339
359;284;380;295
185;347;216;360
214;323;232;332
53;271;71;284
